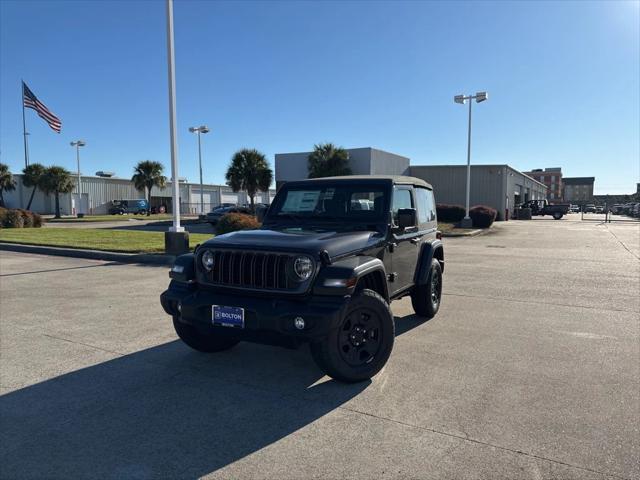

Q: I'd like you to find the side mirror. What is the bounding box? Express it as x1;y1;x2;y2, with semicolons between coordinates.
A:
256;206;267;223
397;208;417;229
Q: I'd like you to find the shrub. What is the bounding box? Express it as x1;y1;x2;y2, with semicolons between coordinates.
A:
436;204;466;223
3;209;24;228
32;212;43;227
0;208;42;228
469;205;497;228
216;213;260;235
19;209;34;228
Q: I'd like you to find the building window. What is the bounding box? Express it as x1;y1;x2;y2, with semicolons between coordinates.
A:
550;192;554;199
551;175;555;182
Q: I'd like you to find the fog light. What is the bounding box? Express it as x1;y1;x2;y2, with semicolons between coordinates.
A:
176;302;182;313
294;317;305;330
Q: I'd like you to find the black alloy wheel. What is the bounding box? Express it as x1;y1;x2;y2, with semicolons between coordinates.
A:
338;307;383;367
310;289;394;383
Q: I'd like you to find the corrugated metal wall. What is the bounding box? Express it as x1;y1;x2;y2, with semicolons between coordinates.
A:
3;174;276;215
409;165;506;217
409;165;547;220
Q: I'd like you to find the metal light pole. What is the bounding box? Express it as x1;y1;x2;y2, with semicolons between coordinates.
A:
70;140;86;216
189;125;210;215
166;0;182;233
164;0;189;254
454;91;488;228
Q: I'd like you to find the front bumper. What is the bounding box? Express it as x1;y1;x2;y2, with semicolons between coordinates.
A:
160;284;350;346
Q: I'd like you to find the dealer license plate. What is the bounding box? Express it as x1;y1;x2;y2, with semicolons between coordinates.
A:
212;305;245;329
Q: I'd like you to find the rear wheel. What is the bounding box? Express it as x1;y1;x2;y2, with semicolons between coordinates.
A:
173;317;240;353
553;212;563;220
411;259;443;318
310;289;394;383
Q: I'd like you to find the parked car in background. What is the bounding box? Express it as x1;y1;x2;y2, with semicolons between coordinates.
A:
108;199;149;215
610;204;623;214
595;205;604;214
632;203;640;218
206;205;251;226
569;204;580;213
520;199;569;219
583;204;596;213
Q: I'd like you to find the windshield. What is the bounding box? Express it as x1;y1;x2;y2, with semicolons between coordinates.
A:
266;184;388;223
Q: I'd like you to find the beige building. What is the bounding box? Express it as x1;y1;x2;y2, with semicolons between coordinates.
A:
563;177;595;205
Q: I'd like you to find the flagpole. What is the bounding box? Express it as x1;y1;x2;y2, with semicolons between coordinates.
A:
21;81;29;168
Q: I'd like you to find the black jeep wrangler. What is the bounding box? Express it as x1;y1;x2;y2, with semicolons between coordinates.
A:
160;176;444;382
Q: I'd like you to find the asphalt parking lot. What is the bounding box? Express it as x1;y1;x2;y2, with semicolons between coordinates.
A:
1;219;638;479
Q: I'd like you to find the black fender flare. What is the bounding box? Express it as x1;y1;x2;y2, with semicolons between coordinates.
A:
168;253;196;284
415;239;444;285
313;255;389;301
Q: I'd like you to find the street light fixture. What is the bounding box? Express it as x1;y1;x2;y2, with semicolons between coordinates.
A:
70;140;86;216
454;91;489;227
188;125;211;215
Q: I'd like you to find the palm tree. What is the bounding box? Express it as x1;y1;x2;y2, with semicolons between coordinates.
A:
307;143;352;178
132;160;166;216
22;163;47;211
41;166;75;218
0;163;16;208
225;149;273;212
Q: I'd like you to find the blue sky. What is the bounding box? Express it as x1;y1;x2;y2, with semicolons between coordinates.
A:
1;0;638;194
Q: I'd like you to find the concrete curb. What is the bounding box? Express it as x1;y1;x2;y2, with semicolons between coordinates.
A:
0;242;175;266
441;228;485;237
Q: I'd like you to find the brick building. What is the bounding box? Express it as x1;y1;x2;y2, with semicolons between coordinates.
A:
523;168;563;202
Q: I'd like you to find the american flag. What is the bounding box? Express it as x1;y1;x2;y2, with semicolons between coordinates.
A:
22;81;62;133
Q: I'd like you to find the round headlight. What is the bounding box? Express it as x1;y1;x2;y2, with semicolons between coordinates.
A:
202;250;214;271
292;256;314;281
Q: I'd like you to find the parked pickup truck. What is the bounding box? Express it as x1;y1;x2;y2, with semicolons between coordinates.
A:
520;199;569;220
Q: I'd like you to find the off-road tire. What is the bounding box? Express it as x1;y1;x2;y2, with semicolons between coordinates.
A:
173;317;240;353
310;289;394;383
411;258;443;319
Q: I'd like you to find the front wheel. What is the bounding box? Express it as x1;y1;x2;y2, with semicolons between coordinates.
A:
411;259;443;318
310;289;394;383
173;317;240;353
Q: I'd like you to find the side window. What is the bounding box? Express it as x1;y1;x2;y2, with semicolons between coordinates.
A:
415;187;436;226
392;187;413;223
426;189;436;222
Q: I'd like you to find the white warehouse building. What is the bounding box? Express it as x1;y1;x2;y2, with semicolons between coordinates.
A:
4;173;276;216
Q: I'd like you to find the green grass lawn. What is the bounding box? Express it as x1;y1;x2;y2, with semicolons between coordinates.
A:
46;213;183;223
0;228;213;254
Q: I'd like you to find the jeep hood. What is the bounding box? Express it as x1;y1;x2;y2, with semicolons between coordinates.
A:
202;228;384;259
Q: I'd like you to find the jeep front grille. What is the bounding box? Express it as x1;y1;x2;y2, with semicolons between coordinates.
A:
201;250;294;290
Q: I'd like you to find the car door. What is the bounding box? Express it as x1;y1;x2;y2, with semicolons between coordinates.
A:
390;185;421;295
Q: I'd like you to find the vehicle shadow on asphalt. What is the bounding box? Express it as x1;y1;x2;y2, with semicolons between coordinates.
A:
0;313;427;478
